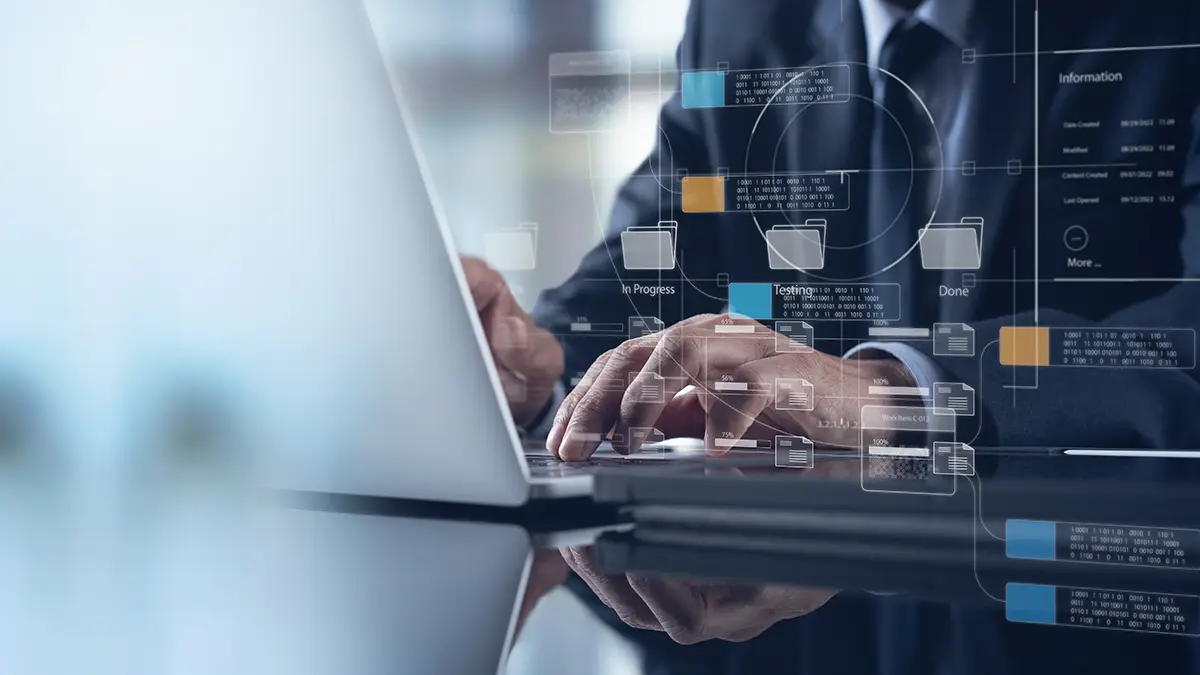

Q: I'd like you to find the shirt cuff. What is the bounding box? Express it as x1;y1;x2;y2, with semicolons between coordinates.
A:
524;380;565;439
844;341;944;408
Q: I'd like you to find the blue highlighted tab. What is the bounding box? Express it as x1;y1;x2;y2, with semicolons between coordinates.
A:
1006;519;1056;561
682;71;725;109
728;283;773;319
1006;583;1056;625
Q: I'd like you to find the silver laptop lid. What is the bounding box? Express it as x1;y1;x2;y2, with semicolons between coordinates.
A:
0;0;533;505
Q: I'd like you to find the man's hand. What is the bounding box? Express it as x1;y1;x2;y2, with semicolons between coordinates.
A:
462;256;564;428
562;545;836;644
547;313;914;460
513;549;570;640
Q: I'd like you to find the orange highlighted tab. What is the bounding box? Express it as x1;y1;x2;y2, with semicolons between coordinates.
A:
1000;326;1050;366
681;176;726;213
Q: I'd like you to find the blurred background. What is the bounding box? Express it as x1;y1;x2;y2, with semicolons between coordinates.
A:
0;2;691;672
366;0;690;307
362;1;689;672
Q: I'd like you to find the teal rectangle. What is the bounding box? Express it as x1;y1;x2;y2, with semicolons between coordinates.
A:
728;283;773;319
1006;519;1057;560
681;71;725;108
1006;583;1056;625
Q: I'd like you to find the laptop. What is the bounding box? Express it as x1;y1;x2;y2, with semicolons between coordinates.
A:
593;445;1200;512
0;0;700;507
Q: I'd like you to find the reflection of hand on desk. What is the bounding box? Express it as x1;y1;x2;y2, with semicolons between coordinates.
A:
514;548;570;640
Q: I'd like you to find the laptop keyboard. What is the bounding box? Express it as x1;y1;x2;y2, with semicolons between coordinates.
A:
526;454;669;477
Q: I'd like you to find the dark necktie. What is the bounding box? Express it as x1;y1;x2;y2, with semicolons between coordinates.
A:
868;18;945;329
869;24;955;675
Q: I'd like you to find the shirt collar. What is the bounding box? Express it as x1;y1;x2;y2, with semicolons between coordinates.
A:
858;0;972;72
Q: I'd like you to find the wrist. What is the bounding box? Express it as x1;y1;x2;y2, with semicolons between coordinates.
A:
804;356;916;449
816;356;917;448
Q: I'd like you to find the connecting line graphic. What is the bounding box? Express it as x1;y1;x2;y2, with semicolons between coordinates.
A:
964;473;1004;541
965;340;998;446
583;135;664;359
970;41;1200;59
965;474;1006;604
603;160;1134;183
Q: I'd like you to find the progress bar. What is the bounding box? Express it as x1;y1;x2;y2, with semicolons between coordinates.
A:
1065;449;1200;458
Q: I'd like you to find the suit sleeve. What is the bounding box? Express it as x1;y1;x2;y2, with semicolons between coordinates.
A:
530;1;727;387
908;101;1200;467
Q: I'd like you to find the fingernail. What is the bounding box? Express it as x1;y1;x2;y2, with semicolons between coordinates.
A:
546;423;564;458
560;424;589;461
558;429;578;461
703;430;725;457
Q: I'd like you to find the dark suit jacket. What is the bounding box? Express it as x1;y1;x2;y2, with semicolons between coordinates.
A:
543;0;1200;672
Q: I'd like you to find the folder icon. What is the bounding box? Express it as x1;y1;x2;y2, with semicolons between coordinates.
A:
621;221;678;270
485;222;538;271
775;435;814;469
766;220;826;270
933;382;975;417
918;217;983;270
933;322;976;357
775;378;815;411
681;176;726;213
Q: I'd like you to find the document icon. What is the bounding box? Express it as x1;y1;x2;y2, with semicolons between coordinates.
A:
775;320;815;353
933;322;976;357
934;441;975;476
621;220;678;270
775;435;814;469
630;427;666;456
933;382;975;417
918;217;984;270
485;222;538;271
766;219;826;270
630;372;666;403
628;315;665;339
775;378;815;411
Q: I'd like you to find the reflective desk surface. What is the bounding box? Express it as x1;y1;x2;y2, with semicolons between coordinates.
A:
5;451;1200;675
